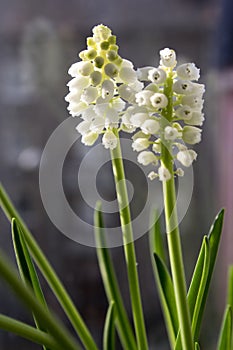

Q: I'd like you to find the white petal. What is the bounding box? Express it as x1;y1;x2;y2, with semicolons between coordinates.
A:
81;86;99;104
150;93;168;109
158;166;171;181
119;67;137;84
182;126;202;144
137;151;157;166
159;48;177;68
81;131;99;146
102;130;118;149
76;120;91;135
67;76;90;90
90;117;105;133
141;119;160;134
102;80;115;100
177;150;197;167
137;66;154;81
176;63;200;81
130;113;148;127
148;68;166;84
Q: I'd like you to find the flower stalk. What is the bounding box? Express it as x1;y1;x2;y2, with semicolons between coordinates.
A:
161;71;194;350
110;129;148;350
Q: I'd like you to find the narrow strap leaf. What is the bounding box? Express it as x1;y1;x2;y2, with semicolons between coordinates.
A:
103;301;116;350
0;247;81;350
191;237;210;339
153;253;178;348
149;210;166;263
0;314;63;350
149;213;178;348
12;218;49;350
195;342;201;350
195;209;224;337
175;236;209;350
176;211;224;349
217;305;232;350
94;202;137;350
227;266;233;310
0;183;99;350
227;265;233;348
12;218;47;306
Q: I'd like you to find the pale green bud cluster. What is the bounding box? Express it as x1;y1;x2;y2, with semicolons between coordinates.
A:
65;24;141;149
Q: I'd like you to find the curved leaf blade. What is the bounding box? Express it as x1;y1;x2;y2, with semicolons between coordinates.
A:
12;218;49;350
153;253;178;347
103;301;116;350
217;305;232;350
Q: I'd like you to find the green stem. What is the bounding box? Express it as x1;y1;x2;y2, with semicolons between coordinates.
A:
0;314;63;350
110;132;148;350
0;184;98;350
161;74;194;350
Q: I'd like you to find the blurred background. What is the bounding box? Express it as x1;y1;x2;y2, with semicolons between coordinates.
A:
0;0;232;349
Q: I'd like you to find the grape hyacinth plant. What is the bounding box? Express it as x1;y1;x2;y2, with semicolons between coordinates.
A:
0;24;232;350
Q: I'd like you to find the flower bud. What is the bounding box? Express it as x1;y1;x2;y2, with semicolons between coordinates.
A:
104;63;118;78
81;86;98;104
173;80;195;95
148;68;166;84
137;151;157;166
135;91;154;106
159;48;177;68
141;119;160;135
81;131;99;146
164;126;180;140
130;113;148;127
177;149;197;167
90;71;102;86
175;105;193;120
182;126;202;144
102;130;118;149
68;61;93;77
150;93;168;109
132;138;150;151
176;63;200;81
158;166;171;181
119;67;137;84
101;80;115;100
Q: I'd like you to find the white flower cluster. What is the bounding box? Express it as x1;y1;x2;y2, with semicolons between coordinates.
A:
65;24;142;149
122;48;205;181
65;25;205;181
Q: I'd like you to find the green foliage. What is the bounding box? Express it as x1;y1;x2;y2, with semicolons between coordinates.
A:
217;305;232;350
103;301;116;350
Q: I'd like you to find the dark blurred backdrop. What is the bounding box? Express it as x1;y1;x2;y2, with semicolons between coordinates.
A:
0;0;231;349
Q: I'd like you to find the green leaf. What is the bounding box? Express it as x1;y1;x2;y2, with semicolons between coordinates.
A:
190;237;210;339
195;342;200;350
103;301;116;350
175;211;224;349
227;266;233;310
149;211;166;263
227;266;233;348
153;253;178;348
12;218;49;350
94;202;137;350
0;183;98;350
195;209;224;338
0;314;62;350
217;305;232;350
149;212;178;348
0;247;81;350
